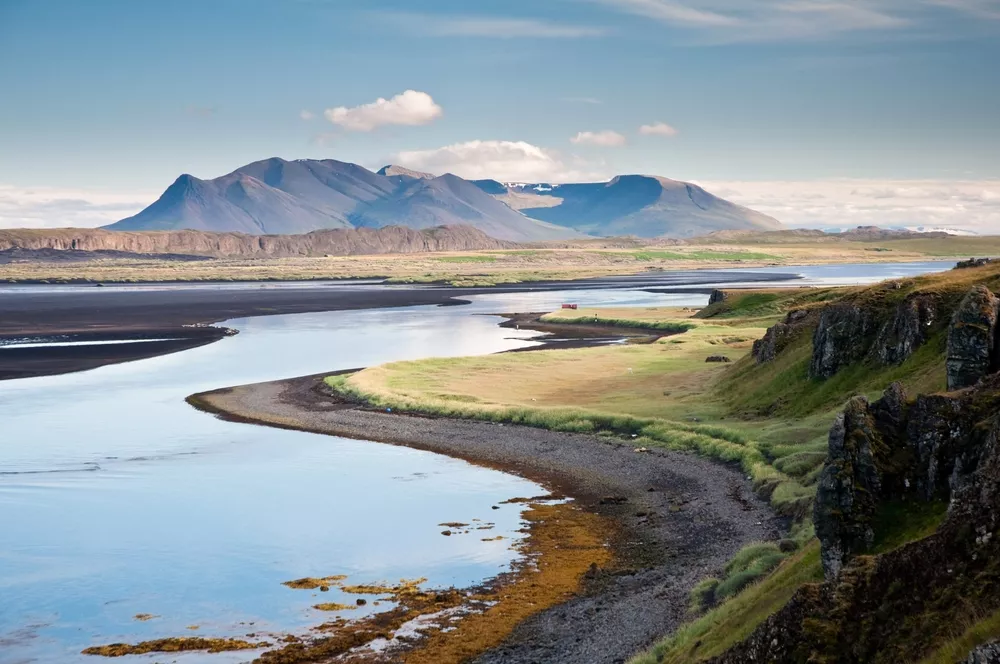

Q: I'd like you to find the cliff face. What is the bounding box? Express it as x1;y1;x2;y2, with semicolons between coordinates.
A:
711;375;1000;664
0;225;515;259
711;279;1000;662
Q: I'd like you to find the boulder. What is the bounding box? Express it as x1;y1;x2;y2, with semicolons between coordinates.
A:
810;304;877;379
956;258;996;270
814;396;883;580
708;289;728;306
868;295;937;366
705;355;731;363
947;285;1000;390
968;641;1000;664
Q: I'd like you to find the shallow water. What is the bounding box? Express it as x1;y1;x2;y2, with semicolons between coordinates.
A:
0;261;952;662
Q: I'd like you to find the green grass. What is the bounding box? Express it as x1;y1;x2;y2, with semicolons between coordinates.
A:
541;315;696;333
872;499;949;554
918;609;1000;664
326;374;811;518
719;330;948;420
629;542;824;664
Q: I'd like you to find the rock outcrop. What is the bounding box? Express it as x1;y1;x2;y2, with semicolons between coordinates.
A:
710;376;1000;664
956;257;997;270
810;304;876;379
946;285;1000;390
751;310;809;364
968;641;1000;663
868;295;937;366
814;396;884;579
708;289;728;306
0;225;515;259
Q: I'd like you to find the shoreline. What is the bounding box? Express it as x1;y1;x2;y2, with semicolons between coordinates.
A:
189;373;782;664
0;270;799;380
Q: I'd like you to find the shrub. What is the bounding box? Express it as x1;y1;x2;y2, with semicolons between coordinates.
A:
689;577;721;613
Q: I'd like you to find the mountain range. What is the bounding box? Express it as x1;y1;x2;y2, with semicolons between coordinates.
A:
107;158;782;240
472;177;783;238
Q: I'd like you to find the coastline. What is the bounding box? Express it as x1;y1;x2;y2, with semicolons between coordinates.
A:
0;269;798;380
188;373;782;664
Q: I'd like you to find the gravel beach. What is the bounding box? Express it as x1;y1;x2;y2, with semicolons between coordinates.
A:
193;374;782;664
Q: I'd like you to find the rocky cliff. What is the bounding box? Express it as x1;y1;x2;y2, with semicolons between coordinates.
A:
0;225;515;259
710;278;1000;662
710;373;1000;663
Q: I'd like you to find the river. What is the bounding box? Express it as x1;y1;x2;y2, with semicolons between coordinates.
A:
0;261;950;663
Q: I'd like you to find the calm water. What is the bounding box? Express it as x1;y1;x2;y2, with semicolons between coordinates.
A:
0;262;951;663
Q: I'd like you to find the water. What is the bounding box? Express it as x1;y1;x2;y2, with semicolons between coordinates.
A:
0;261;952;662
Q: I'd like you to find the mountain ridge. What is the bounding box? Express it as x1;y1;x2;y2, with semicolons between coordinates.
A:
476;175;783;238
107;158;783;240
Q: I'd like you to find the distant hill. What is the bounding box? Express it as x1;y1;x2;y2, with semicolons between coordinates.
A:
475;175;783;238
107;158;578;242
693;226;954;244
0;225;515;259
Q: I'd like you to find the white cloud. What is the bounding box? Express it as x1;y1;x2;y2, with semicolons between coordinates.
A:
0;185;155;229
639;122;678;137
299;109;316;120
592;0;914;42
380;13;608;38
324;90;443;132
392;140;609;182
570;130;628;147
563;96;603;105
695;179;1000;233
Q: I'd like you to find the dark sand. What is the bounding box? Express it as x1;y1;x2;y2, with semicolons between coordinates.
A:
193;375;782;664
0;270;797;380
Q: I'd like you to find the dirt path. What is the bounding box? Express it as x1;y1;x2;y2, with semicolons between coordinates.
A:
192;374;782;664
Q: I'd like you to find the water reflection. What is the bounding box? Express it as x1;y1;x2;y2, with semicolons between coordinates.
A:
0;261;953;662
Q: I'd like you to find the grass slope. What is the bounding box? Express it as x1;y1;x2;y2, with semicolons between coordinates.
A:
326;264;1000;663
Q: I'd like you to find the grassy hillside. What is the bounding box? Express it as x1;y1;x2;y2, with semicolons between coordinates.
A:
324;259;1000;663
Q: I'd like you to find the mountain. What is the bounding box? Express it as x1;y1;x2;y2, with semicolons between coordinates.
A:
108;158;578;242
376;165;435;180
474;175;783;238
0;225;514;258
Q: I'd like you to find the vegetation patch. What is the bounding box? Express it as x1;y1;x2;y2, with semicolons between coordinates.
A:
432;255;499;263
313;602;356;612
82;637;268;656
630;542;823;664
283;575;347;590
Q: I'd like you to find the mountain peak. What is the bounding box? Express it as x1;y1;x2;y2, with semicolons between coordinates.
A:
107;157;781;240
378;164;435;180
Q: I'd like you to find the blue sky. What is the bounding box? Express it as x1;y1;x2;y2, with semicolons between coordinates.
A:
0;0;998;230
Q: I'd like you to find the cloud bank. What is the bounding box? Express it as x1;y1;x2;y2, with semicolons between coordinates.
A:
697;179;1000;233
3;178;998;234
324;90;443;132
0;185;153;229
394;140;608;182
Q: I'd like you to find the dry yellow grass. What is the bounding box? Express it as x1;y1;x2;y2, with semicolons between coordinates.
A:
346;309;766;422
0;238;970;285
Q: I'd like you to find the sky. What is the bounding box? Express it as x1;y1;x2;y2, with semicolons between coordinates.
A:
0;0;998;231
